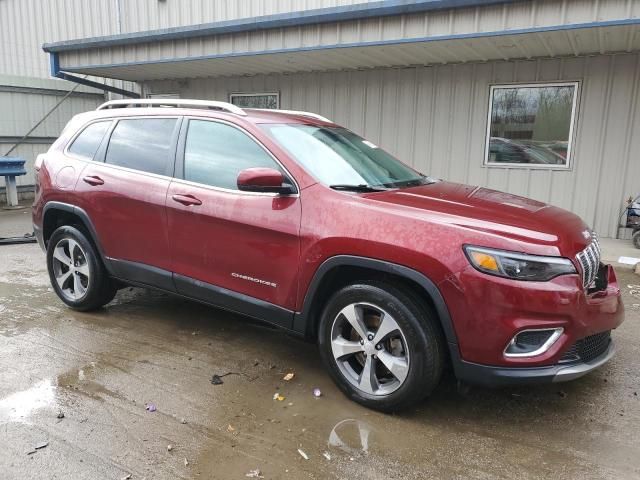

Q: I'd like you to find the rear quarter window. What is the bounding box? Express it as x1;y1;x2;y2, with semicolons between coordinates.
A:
105;118;178;175
67;121;111;160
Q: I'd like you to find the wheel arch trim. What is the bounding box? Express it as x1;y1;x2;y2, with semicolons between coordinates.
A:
294;255;459;347
42;201;112;274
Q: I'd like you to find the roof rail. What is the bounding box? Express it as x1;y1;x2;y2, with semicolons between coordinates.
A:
250;108;332;123
96;99;247;116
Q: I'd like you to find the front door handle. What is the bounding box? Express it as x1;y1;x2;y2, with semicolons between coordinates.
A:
172;193;202;206
83;175;104;186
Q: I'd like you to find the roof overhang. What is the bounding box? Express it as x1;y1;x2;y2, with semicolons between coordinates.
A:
43;0;524;53
44;1;640;82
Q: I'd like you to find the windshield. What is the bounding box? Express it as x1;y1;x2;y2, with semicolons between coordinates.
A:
260;124;429;189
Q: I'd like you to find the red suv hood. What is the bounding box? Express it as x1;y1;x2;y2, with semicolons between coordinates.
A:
363;181;591;254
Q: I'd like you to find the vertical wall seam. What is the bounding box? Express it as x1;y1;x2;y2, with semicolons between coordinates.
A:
590;55;615;234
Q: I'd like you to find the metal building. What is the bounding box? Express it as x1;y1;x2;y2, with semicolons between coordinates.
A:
4;0;640;238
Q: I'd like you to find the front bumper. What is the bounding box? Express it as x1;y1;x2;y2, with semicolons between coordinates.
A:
453;338;616;387
441;263;624;367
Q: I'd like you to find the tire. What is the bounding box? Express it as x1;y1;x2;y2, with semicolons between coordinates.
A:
46;225;117;311
633;230;640;249
318;281;445;412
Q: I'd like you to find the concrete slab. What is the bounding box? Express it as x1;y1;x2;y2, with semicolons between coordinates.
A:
599;237;640;268
0;202;33;238
0;243;639;479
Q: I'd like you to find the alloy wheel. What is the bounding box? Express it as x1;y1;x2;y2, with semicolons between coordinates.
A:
330;302;410;396
51;237;90;301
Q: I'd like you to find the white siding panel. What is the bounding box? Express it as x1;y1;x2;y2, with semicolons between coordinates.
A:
0;0;118;78
145;53;640;238
0;90;102;137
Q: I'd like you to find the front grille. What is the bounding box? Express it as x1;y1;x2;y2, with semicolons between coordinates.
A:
559;331;611;363
575;233;601;288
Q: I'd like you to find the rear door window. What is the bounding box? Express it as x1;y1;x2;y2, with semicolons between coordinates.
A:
105;118;178;176
68;121;111;160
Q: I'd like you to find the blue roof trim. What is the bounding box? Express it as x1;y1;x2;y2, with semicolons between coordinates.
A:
49;52;60;77
55;18;640;76
43;0;523;53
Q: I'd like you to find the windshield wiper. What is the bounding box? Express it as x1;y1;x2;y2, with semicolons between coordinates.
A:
329;184;389;192
383;176;438;188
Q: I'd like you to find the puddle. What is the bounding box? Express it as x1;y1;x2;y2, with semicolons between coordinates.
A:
0;379;56;422
328;418;372;455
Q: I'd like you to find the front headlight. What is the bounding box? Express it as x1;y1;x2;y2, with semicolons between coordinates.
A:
463;245;577;281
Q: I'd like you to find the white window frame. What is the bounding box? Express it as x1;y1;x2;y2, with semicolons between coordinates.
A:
229;92;280;109
484;81;580;170
146;92;180;99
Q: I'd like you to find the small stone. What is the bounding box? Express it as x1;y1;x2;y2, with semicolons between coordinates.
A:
56;412;65;419
181;418;187;424
167;445;173;451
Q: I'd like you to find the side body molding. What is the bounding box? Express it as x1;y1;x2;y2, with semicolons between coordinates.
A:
293;255;459;348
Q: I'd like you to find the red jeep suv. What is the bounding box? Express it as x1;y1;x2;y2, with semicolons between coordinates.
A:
33;99;624;411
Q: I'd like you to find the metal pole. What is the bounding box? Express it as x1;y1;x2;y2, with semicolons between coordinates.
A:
5;175;18;207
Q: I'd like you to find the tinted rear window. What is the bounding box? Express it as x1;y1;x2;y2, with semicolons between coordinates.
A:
105;118;177;175
68;121;111;160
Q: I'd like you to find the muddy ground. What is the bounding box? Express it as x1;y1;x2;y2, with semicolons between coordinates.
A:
1;208;639;480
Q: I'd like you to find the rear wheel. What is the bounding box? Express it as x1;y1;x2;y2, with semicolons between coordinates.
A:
318;281;445;412
633;230;640;249
47;226;117;311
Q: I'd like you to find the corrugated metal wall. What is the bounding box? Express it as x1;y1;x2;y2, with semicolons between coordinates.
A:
120;0;379;32
145;53;640;238
0;0;118;78
0;77;104;188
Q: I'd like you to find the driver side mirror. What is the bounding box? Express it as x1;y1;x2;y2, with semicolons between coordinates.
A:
237;167;295;194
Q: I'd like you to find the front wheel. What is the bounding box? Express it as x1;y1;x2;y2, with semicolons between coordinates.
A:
318;281;445;412
47;225;117;311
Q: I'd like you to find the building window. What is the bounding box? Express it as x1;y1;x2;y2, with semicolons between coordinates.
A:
229;92;280;109
485;82;579;168
146;93;180;99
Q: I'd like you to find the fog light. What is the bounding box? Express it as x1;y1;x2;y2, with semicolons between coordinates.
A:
504;328;563;358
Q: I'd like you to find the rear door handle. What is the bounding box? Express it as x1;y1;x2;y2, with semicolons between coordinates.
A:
172;193;202;206
83;175;104;186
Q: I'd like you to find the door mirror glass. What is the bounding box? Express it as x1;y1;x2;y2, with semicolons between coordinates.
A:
237;168;292;194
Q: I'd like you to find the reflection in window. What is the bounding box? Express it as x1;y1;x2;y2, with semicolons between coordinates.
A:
261;124;426;188
486;83;578;167
229;93;280;109
184;120;281;190
105;118;177;175
68;121;111;160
